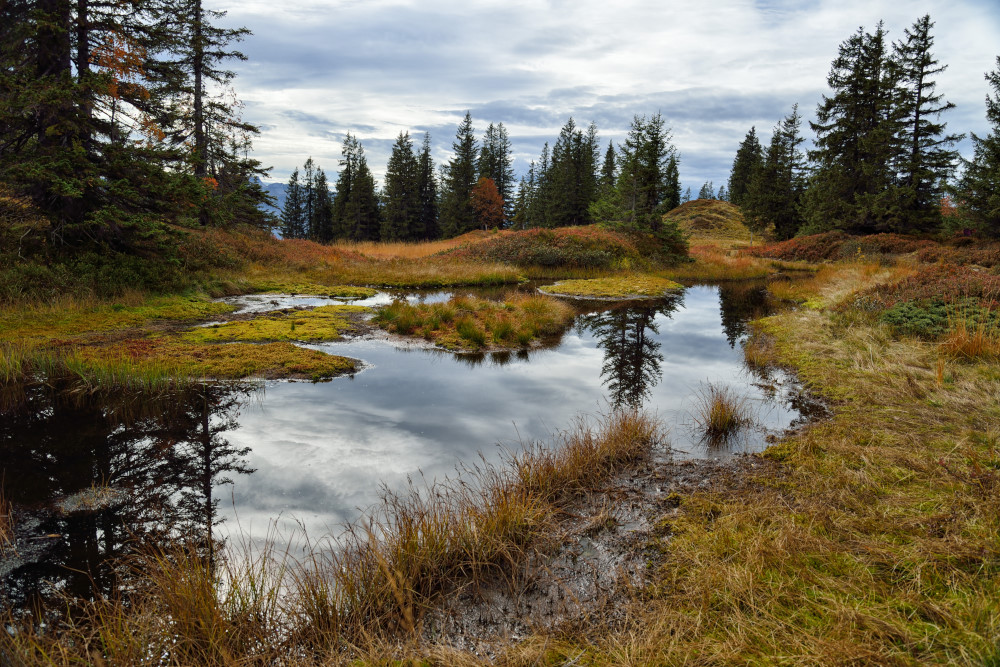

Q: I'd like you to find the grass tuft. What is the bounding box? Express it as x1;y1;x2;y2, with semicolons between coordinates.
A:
692;383;755;441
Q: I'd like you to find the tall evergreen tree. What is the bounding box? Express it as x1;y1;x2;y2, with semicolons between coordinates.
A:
893;15;962;231
801;23;906;233
599;141;617;199
745;105;807;240
698;182;715;200
311;168;334;242
956;56;1000;236
331;133;380;241
439;112;478;237
478;122;515;223
301;157;316;237
415;133;439;240
616;113;678;229
280;168;305;239
381;131;420;241
728;127;764;207
664;155;681;211
546;118;600;227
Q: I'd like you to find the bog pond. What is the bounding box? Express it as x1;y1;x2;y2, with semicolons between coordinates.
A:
1;282;813;608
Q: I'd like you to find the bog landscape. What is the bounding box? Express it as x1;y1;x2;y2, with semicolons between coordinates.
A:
1;4;999;665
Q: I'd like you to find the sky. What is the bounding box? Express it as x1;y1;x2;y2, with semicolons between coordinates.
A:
214;0;1000;196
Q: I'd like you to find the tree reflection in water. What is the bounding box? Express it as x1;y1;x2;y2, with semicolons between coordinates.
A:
0;380;257;609
579;295;682;410
717;281;773;348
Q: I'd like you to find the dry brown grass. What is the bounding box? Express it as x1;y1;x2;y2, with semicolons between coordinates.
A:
939;316;1000;361
691;383;755;441
332;232;489;259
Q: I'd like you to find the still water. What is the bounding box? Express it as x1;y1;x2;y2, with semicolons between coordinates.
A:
1;282;807;607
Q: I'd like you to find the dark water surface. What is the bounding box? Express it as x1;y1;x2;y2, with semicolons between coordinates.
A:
1;282;808;607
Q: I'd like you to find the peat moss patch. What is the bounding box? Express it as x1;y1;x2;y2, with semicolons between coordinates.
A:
539;275;683;300
183;304;370;343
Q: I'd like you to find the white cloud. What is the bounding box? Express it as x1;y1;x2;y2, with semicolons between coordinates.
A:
213;0;1000;191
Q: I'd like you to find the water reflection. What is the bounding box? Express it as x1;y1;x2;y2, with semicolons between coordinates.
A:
578;295;682;409
0;381;256;608
717;282;772;347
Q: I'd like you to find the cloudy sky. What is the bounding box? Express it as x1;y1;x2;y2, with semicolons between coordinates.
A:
215;0;1000;195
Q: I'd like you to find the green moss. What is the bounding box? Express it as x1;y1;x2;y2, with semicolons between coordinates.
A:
182;304;369;343
0;294;236;344
74;338;358;381
539;275;683;299
248;281;377;299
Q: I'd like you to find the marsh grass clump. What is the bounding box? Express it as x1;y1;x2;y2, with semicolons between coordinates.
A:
939;315;1000;360
182;304;369;344
692;383;755;441
373;293;574;351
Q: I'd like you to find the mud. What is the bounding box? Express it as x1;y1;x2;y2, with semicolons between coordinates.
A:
420;446;785;657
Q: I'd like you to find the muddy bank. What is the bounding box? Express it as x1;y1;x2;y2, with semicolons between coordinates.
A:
422;445;786;657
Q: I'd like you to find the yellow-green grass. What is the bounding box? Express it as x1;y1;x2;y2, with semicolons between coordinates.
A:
506;262;1000;665
373;293;574;351
3;338;358;387
182;305;370;344
538;275;682;299
247;281;377;299
0;292;236;345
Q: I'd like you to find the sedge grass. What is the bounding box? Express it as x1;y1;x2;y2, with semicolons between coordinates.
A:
0;481;13;557
691;382;755;442
374;293;574;351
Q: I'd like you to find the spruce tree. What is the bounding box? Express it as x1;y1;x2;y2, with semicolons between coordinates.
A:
664;155;681;211
331;133;380;241
439;112;478;237
546;117;600;227
478;122;515;222
717;185;728;202
616;113;677;229
302;157;316;238
312;168;334;242
600;141;617;199
280;168;306;239
415;133;439;240
745;105;807;240
728;127;764;207
698;182;714;200
801;23;906;233
381;131;420;241
893;15;962;231
528;143;552;227
955;56;1000;236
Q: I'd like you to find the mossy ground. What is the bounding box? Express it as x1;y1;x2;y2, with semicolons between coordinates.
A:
247;282;377;299
0;295;365;385
538;275;682;299
183;305;370;343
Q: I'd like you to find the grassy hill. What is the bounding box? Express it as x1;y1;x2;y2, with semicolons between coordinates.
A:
663;198;752;243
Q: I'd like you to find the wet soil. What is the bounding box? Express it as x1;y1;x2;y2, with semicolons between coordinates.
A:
420;446;787;658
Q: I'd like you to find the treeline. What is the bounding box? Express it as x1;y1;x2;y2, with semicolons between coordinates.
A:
0;0;271;250
280;113;683;242
727;15;1000;239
